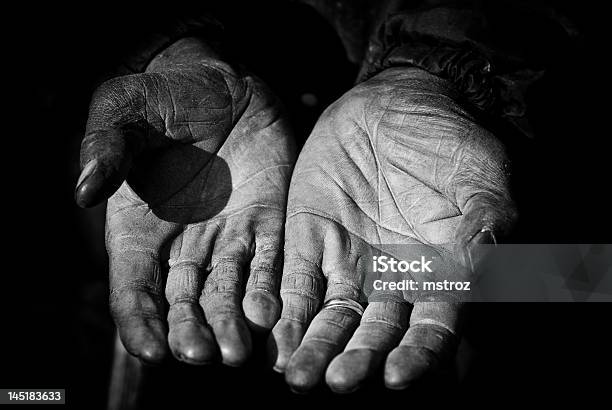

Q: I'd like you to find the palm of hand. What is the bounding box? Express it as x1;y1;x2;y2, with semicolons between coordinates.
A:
83;59;295;365
271;67;515;392
286;67;512;298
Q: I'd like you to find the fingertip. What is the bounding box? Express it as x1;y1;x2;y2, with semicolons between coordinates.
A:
266;333;283;372
285;343;327;393
326;360;357;394
125;330;168;364
178;345;216;365
268;319;306;373
117;317;168;365
138;342;168;365
219;345;250;367
326;349;380;394
243;290;281;332
384;345;438;390
76;128;134;207
211;319;252;367
75;161;122;208
285;368;316;394
169;322;218;365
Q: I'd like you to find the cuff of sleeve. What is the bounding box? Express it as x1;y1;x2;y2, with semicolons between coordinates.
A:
115;14;223;75
358;5;576;139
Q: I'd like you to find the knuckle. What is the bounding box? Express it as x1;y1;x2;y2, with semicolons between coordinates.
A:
203;261;242;297
88;75;151;130
247;263;280;291
280;269;324;300
199;290;242;322
251;240;282;265
324;279;363;304
212;234;252;264
109;284;163;320
165;261;202;303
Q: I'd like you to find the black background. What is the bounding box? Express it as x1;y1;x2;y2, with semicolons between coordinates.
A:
2;1;611;408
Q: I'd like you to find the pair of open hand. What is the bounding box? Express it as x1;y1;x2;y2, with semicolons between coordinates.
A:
75;38;516;393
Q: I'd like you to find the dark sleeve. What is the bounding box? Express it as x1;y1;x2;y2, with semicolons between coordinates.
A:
296;0;380;64
354;1;580;138
111;13;223;77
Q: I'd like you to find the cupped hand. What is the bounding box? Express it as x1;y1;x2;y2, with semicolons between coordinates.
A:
75;38;296;366
268;67;516;393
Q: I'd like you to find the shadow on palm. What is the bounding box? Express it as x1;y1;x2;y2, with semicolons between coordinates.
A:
128;139;232;224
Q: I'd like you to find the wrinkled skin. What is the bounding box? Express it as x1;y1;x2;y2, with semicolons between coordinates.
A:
75;38;296;366
269;67;516;393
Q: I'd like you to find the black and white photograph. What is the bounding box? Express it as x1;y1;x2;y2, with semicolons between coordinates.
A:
2;0;610;408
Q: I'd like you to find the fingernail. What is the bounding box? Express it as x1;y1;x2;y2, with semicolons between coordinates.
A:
464;229;497;273
76;159;98;189
470;229;496;246
75;159;99;208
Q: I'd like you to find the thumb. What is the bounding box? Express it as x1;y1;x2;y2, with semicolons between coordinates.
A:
75;127;142;208
451;127;517;271
75;76;149;208
454;191;517;271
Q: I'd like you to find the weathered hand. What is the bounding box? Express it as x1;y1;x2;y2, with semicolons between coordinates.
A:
75;38;296;366
269;67;516;392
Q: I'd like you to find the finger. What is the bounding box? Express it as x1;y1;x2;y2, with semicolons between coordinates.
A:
76;77;150;208
201;259;251;366
109;246;168;364
268;214;326;373
165;224;219;365
201;225;254;367
268;266;325;373
200;260;251;366
325;299;409;393
282;219;366;392
242;217;283;331
107;188;181;364
384;300;461;390
284;299;363;393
